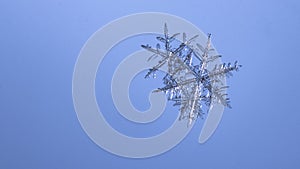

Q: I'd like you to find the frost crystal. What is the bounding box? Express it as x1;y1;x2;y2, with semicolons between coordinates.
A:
142;23;241;126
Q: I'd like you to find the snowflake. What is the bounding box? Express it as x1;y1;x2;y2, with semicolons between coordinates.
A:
141;23;241;126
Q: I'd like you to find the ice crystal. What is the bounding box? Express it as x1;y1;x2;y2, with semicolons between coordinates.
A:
142;23;241;126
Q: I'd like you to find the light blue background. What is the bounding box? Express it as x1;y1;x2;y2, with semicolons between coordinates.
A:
1;0;300;168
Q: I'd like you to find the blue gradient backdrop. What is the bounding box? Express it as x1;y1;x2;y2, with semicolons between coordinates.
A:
1;0;300;168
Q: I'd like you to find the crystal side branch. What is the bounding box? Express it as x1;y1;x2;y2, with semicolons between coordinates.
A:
141;23;241;126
